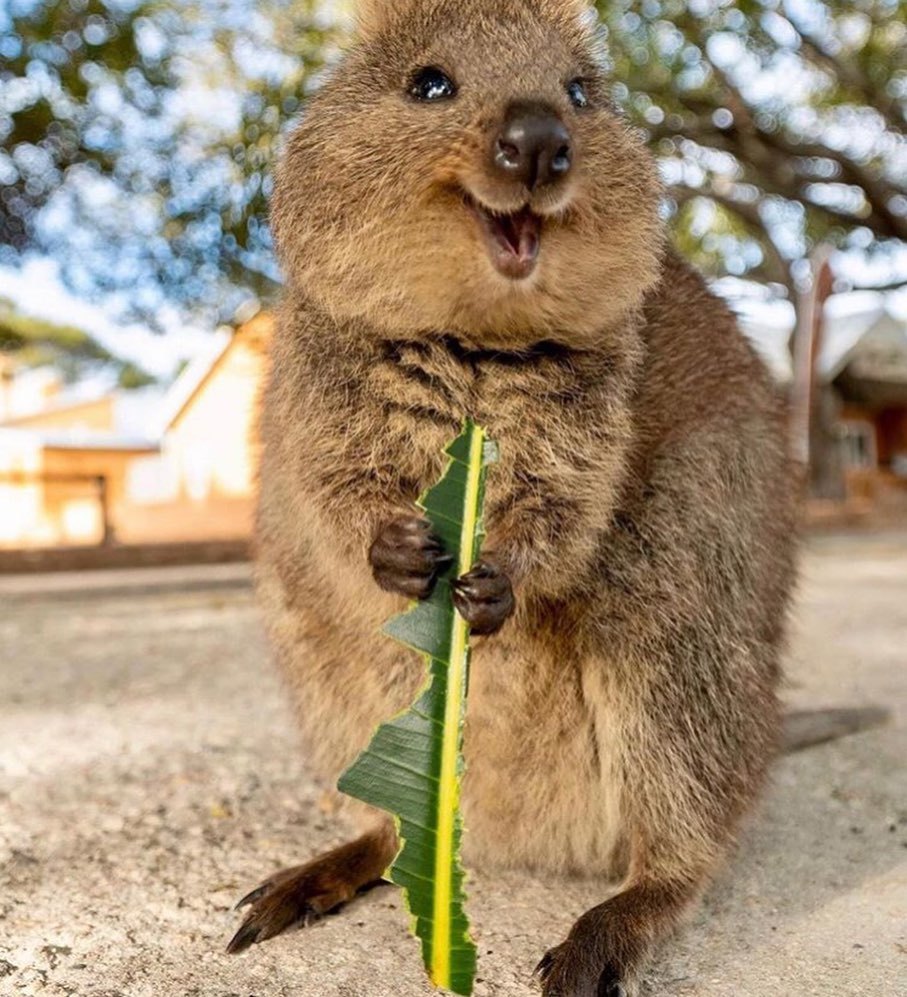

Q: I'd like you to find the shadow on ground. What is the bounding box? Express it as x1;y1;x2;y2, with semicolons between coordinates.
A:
1;541;905;996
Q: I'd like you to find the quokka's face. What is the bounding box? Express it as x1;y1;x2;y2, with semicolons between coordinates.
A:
273;0;664;347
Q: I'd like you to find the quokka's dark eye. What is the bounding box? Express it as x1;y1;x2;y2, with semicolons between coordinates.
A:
567;78;589;109
408;66;457;102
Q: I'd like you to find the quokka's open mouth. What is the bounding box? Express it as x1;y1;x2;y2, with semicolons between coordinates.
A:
465;196;542;281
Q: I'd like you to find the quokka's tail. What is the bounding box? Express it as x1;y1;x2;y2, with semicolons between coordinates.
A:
783;706;891;753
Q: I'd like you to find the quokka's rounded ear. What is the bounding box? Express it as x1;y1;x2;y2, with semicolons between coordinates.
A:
540;0;598;31
352;0;408;39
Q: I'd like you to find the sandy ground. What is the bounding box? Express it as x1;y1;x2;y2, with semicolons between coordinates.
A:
1;536;905;997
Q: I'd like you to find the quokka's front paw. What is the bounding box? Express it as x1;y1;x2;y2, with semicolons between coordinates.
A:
452;555;514;635
369;515;451;599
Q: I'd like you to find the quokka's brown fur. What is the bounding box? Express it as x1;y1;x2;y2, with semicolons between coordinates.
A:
236;0;799;992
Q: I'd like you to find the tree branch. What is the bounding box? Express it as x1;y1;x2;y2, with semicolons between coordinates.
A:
777;3;907;135
670;40;907;242
846;276;907;293
670;183;794;292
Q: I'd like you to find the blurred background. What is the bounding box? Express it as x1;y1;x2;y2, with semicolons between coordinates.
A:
0;0;906;566
1;6;905;996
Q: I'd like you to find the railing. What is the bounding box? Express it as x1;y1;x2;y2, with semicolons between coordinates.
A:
0;471;113;547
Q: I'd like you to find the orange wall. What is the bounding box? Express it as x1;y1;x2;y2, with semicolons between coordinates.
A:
115;321;269;544
0;433;48;547
0;317;271;549
114;496;254;545
0;441;143;549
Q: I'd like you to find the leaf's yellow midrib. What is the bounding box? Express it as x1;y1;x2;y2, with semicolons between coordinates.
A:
431;424;484;990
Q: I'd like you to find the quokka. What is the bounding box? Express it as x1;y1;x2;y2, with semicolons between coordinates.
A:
230;2;805;994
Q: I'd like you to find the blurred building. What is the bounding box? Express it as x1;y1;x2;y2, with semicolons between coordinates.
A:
0;313;271;550
822;303;907;503
2;298;905;552
741;294;907;515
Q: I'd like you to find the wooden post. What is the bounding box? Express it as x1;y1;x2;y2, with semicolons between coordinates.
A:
97;475;115;547
790;245;835;473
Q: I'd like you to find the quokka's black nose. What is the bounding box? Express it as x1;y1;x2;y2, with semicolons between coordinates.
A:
492;101;573;189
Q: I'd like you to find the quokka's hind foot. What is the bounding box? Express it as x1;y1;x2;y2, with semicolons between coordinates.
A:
226;823;398;954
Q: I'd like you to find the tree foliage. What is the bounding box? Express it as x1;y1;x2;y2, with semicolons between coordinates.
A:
0;296;154;385
1;0;904;325
599;0;907;293
1;0;337;326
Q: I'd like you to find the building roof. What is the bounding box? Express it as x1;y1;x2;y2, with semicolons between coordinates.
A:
159;313;272;432
0;312;272;459
820;298;907;384
157;330;233;433
0;425;158;455
1;384;166;448
0;368;113;424
41;436;159;454
738;315;795;383
735;291;907;388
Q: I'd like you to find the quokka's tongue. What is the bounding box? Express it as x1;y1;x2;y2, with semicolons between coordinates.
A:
470;198;543;280
492;207;541;263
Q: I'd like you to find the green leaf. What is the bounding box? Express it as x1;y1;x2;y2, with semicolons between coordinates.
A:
338;420;497;996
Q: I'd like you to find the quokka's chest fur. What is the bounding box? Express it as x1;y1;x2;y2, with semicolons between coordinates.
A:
337;329;642;546
366;335;586;425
